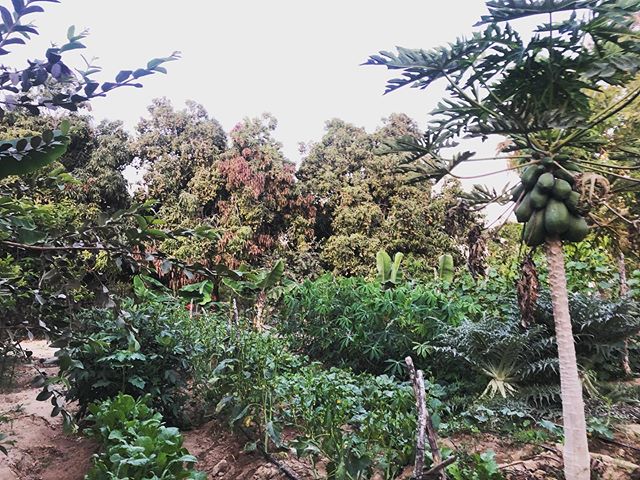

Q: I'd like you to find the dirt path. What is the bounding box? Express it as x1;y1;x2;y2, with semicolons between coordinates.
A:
1;341;639;479
0;341;96;480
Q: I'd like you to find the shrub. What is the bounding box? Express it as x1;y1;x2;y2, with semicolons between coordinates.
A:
446;450;504;480
56;300;196;425
536;292;640;379
85;394;204;480
192;311;444;479
433;292;640;404
432;316;547;399
277;367;436;479
279;274;481;375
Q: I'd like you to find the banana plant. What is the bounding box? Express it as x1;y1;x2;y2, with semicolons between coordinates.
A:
223;260;289;329
437;254;454;283
375;249;404;288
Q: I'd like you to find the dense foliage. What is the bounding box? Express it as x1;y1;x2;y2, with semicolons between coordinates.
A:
297;116;478;276
55;300;194;425
0;0;183;380
280;272;640;399
279;274;480;374
193;313;428;479
367;1;640;476
2;2;640;479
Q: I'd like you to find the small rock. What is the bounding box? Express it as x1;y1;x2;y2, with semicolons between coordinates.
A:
211;459;229;476
251;465;278;479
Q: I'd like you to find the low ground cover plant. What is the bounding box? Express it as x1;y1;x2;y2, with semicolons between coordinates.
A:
182;308;444;479
85;394;204;480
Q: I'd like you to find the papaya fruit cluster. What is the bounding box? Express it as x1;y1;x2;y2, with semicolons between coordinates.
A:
512;160;588;247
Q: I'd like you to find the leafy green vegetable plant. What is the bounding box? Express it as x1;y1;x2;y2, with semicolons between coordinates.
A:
188;307;441;480
446;450;504;480
54;300;195;425
85;394;204;480
279;274;478;375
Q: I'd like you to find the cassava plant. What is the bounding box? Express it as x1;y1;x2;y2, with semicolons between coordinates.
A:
366;1;640;477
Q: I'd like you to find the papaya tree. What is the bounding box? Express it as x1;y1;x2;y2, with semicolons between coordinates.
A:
366;1;640;478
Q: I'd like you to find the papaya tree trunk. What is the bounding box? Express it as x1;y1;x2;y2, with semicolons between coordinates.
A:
545;238;590;479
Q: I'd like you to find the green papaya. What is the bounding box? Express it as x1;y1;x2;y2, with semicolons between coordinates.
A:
544;198;570;235
540;157;554;167
529;186;549;210
536;172;555;192
551;179;572;200
523;210;546;247
514;192;533;223
510;183;525;202
565;191;581;214
564;161;582;172
553;168;575;186
520;165;544;189
562;214;589;243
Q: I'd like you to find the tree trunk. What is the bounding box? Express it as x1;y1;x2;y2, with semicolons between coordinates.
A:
545;238;590;479
254;291;266;331
619;252;632;376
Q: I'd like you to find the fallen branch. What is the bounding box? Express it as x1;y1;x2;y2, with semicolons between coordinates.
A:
598;436;640;453
1;240;123;252
499;451;562;470
498;459;527;470
238;426;302;480
423;456;456;477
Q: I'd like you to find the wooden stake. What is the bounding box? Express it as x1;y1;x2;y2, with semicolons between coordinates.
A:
405;356;447;480
619;252;632;376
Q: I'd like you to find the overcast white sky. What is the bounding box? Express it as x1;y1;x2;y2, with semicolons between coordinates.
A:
13;0;527;220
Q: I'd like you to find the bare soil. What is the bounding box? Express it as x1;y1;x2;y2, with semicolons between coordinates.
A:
0;341;96;480
1;340;639;479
